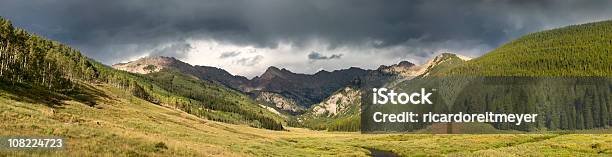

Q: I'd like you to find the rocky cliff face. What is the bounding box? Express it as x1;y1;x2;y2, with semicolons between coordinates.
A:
112;56;189;74
378;53;471;78
310;87;361;117
254;91;305;114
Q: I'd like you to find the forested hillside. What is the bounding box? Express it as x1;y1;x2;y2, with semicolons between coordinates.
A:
381;20;612;132
0;17;284;130
445;20;612;76
143;69;284;129
0;18;97;91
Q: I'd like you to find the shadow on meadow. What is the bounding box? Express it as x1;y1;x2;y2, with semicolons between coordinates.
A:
0;80;110;107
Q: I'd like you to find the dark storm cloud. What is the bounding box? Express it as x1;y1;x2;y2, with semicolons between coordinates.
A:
1;0;611;64
308;52;342;60
235;55;264;66
219;51;242;59
149;41;193;59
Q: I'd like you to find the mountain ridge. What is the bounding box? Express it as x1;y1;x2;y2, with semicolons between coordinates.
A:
112;56;397;107
112;53;467;108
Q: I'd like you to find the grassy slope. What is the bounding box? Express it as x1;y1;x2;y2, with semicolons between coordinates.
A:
0;83;363;156
91;60;285;130
144;69;286;126
2;81;611;156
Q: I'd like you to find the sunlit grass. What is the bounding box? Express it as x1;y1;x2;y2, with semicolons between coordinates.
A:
0;84;610;156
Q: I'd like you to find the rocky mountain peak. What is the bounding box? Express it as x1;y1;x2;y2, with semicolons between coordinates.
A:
112;56;184;74
433;53;472;62
259;66;293;80
265;66;282;73
377;52;471;78
315;70;330;74
255;91;305;114
310;87;361;117
397;61;416;68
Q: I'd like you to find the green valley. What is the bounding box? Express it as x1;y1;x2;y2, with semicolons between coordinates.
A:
1;13;612;157
1;82;611;156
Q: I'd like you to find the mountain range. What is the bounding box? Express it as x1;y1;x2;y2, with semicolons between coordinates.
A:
1;16;611;133
113;52;472;109
2;14;611;157
111;56;384;109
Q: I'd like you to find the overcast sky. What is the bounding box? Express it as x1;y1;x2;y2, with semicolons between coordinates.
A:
1;0;611;77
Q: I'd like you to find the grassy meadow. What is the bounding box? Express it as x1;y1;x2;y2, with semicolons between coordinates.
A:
0;84;610;157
